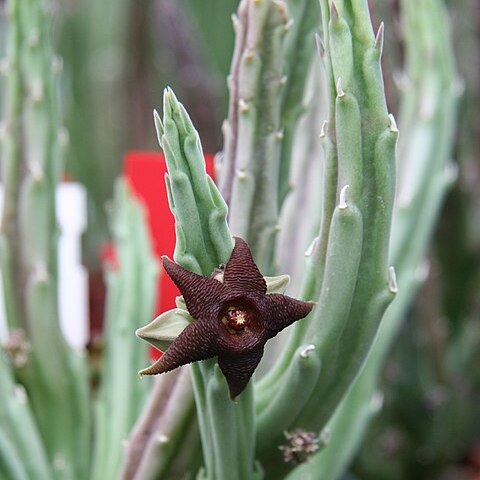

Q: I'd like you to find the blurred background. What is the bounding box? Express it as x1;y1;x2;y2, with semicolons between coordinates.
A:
0;0;479;479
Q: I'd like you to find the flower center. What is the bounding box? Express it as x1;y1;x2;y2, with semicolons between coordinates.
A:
222;306;249;333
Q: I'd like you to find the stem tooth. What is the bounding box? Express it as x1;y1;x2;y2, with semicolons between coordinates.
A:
33;262;50;283
239;98;250;113
388;113;398;133
388;266;398;293
236;169;247;180
244;49;254;63
14;385;28;404
29;162;45;182
330;0;339;21
417;260;430;283
300;344;316;358
304;237;318;257
320;428;330;446
232;13;241;32
320;120;328;138
284;19;294;33
315;33;325;57
444;162;458;185
30;80;45;103
338;184;349;209
336;77;345;98
370;391;384;413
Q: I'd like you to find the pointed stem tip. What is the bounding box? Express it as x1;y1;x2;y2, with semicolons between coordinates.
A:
330;0;339;21
375;22;384;53
162;87;174;117
153;109;164;144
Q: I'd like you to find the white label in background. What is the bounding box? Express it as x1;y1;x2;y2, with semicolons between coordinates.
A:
0;183;89;349
56;182;89;350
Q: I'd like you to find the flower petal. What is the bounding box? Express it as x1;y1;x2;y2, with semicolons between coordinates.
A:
218;346;264;399
139;320;218;376
263;294;315;336
223;237;266;294
162;256;228;320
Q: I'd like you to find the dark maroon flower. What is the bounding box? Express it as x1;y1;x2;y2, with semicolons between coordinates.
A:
139;237;314;399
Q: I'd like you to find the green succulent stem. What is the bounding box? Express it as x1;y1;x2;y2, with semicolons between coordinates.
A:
287;0;459;477
58;0;132;269
155;88;258;480
0;351;52;480
255;1;397;472
0;1;91;478
92;181;158;480
219;0;289;273
0;0;23;331
277;0;320;205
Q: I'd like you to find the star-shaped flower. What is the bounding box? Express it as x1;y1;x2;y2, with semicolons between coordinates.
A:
139;237;314;399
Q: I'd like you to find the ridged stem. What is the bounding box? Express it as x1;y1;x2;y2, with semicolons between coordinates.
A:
255;1;397;472
286;0;459;477
0;0;23;331
219;0;289;273
275;58;326;297
0;351;52;479
58;0;131;268
154;88;258;480
277;0;320;205
1;1;91;478
92;181;158;480
120;371;197;480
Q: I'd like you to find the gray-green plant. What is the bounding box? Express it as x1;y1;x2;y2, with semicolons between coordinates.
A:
134;0;392;475
0;0;462;479
91;180;158;480
1;1;90;478
58;0;132;269
0;2;157;479
285;0;460;474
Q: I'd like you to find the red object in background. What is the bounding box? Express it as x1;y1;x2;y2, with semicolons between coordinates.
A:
124;151;215;359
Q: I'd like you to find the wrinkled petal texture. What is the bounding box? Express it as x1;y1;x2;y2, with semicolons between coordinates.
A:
224;237;267;293
218;346;264;399
140;237;314;398
139;320;218;375
162;256;228;321
263;294;315;336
